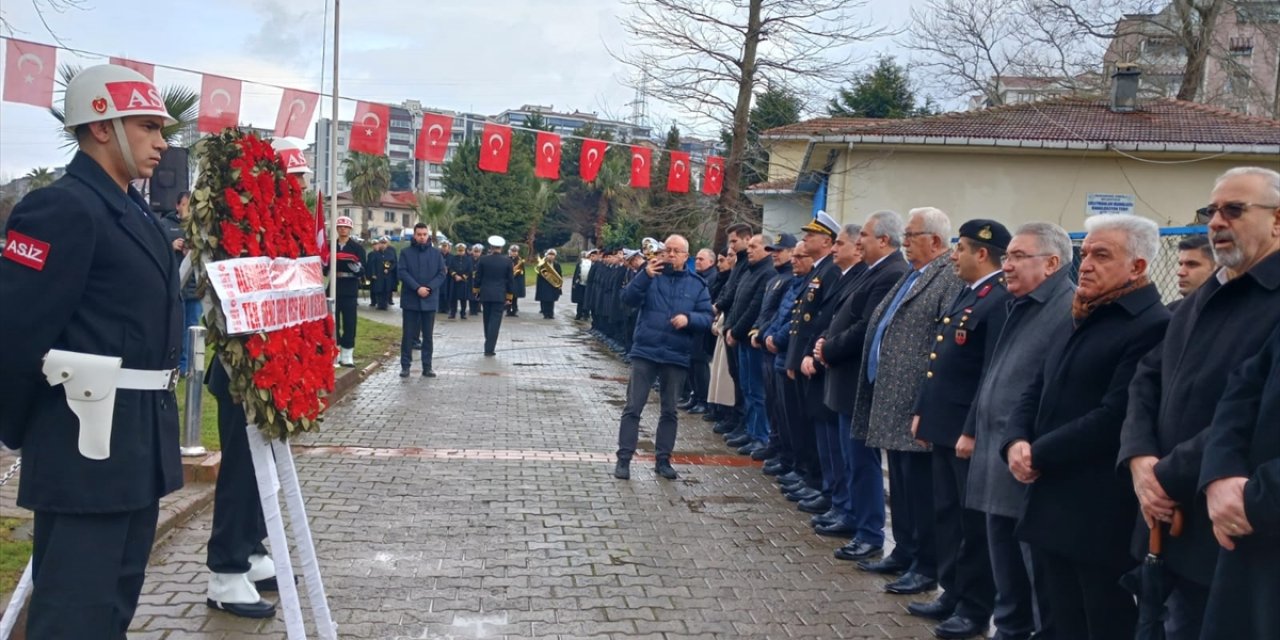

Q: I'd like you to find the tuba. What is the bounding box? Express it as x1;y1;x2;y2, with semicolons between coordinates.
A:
536;256;563;289
641;236;665;258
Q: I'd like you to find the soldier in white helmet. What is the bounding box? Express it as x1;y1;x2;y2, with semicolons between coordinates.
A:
0;64;183;637
325;215;365;366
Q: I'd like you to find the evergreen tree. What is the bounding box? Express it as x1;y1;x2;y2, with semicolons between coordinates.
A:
441;138;535;244
828;56;936;119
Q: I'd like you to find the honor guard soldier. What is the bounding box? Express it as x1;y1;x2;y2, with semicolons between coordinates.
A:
908;219;1012;639
0;64;184;637
474;236;516;355
327;216;365;366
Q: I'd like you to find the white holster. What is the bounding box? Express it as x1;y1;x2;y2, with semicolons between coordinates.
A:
41;349;177;460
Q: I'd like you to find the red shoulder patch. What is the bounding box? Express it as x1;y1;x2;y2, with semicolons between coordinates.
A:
2;230;50;271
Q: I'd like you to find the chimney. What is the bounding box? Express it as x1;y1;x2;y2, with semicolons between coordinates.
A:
1111;63;1141;113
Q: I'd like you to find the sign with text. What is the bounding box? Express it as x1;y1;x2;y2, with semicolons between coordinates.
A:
207;257;327;335
1086;193;1136;216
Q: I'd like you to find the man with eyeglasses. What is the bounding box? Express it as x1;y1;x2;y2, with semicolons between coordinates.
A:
613;235;713;481
1118;166;1280;640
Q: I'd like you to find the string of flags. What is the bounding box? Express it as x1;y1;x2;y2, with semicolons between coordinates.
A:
1;36;726;195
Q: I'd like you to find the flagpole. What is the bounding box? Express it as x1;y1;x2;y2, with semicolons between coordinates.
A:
328;0;340;331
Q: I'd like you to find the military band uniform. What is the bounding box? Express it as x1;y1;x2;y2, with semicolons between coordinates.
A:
447;251;474;319
368;244;398;310
508;256;527;317
474;251;515;355
0;152;184;637
535;260;563;319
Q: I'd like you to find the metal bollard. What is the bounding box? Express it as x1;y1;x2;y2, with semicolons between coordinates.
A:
181;326;208;457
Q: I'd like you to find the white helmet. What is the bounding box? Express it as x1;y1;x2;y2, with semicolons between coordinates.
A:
336;216;354;228
271;137;312;174
63;64;176;180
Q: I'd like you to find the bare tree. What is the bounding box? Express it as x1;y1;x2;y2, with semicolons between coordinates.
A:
614;0;888;247
0;0;88;44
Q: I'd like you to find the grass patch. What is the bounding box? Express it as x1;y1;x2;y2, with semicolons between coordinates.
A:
0;518;32;595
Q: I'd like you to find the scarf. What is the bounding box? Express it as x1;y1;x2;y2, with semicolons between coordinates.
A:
1071;275;1150;324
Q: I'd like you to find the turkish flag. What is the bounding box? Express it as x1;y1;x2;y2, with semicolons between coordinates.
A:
535;132;561;180
478;123;512;174
702;155;725;195
580;139;607;182
667;151;691;193
416;112;453;163
273;88;319;139
109;57;155;81
3;39;56;108
349;101;389;156
630;147;651;189
197;74;242;134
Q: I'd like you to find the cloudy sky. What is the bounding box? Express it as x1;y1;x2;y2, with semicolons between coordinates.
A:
0;0;919;179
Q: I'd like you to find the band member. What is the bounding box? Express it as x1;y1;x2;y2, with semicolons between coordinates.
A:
328;216;365;366
368;237;398;310
469;243;485;316
536;249;564;319
0;63;184;637
449;241;473;320
508;244;527;317
474;237;515;355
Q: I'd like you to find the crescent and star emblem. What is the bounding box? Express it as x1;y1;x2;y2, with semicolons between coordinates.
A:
541;141;556;159
208;88;233;116
675;160;686;177
427;123;445;145
586;148;600;165
632;153;645;169
489;133;505;155
16;53;44;84
360;112;381;136
287;98;307;122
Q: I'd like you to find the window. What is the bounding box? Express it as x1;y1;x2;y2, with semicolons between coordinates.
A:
342;208;351;217
337;136;346;146
402;214;412;228
365;210;373;221
1229;36;1254;56
384;211;395;222
1228;69;1252;96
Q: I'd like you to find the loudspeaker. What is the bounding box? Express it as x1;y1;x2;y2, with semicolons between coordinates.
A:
149;146;189;213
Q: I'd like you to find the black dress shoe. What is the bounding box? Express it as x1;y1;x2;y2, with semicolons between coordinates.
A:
798;495;832;514
422;370;437;377
207;598;277;619
737;441;763;456
726;433;752;448
761;461;788;476
702;412;720;423
776;471;804;485
750;445;776;461
712;420;734;433
253;575;297;592
677;398;695;410
834;541;883;562
687;403;708;414
654;462;678;480
786;487;822;502
857;555;911;575
906;597;956;621
399;368;410;378
810;508;842;526
813;519;855;537
614;461;630;480
934;615;988;639
884;571;938;595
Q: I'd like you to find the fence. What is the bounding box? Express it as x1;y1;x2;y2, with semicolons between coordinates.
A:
1066;225;1209;305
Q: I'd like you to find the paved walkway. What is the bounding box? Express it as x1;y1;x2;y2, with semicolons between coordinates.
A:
130;301;935;639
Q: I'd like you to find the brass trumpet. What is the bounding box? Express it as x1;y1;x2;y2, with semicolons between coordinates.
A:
641;237;665;259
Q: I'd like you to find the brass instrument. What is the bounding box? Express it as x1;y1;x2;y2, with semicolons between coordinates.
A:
536;256;563;289
512;257;526;277
641;236;665;258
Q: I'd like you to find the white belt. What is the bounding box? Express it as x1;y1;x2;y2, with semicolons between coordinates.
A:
118;367;180;391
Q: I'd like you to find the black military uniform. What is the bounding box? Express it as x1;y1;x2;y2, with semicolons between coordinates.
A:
535;256;563;319
449;250;475;319
328;235;365;359
0;152;184;636
368;243;398;309
473;248;515;355
508;252;526;317
911;220;1012;635
784;239;842;494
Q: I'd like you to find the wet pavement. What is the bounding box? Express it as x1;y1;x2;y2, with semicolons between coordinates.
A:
129;301;937;639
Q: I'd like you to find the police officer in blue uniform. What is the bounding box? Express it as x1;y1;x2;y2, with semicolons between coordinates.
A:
908;219;1012;639
0;64;184;638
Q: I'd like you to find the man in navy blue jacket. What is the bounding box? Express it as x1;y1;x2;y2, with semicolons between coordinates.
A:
398;223;448;377
614;234;714;481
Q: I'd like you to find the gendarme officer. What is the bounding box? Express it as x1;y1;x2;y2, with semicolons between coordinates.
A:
0;64;184;637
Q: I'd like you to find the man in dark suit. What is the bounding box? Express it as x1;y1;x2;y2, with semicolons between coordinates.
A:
794;223;867;523
398;224;448;377
473;237;515;356
0;64;184;637
1118;166;1280;640
1005;214;1170;640
778;212;842;506
816;210;910;562
907;220;1012;639
722;234;776;455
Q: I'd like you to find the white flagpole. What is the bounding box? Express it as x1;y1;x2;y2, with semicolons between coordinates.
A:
328;0;341;332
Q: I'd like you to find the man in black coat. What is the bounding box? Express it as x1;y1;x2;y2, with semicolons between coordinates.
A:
398;224;448;377
723;234;776;454
1004;214;1170;640
712;223;753;435
907;220;1011;640
1118;167;1280;640
535;249;563;319
748;236;794;460
368;237;399;310
681;248;720;413
816;211;909;563
1197;322;1280;640
448;242;474;319
0;64;184;637
474;238;516;356
778;212;842;505
794;222;867;522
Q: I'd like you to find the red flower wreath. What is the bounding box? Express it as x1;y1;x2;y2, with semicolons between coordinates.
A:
187;129;337;438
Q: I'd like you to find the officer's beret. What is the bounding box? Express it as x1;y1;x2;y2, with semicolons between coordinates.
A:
958;219;1011;251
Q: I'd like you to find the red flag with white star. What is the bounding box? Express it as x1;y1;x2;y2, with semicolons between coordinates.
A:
667;151;690;193
478;123;512;173
416;112;454;163
197;74;242;134
580;139;607;182
349;101;389;156
630;147;651;189
109;57;155;81
3;39;56;108
702;155;724;195
535;132;562;180
273;88;319;139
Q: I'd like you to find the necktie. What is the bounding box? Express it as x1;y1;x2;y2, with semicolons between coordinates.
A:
867;269;922;383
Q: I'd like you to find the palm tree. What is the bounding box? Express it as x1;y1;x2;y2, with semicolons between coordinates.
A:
342;152;391;235
591;158;635;246
49;64;199;148
24;167;57;190
415;193;467;239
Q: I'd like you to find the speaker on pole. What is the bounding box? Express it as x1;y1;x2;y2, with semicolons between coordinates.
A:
149;146;190;213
